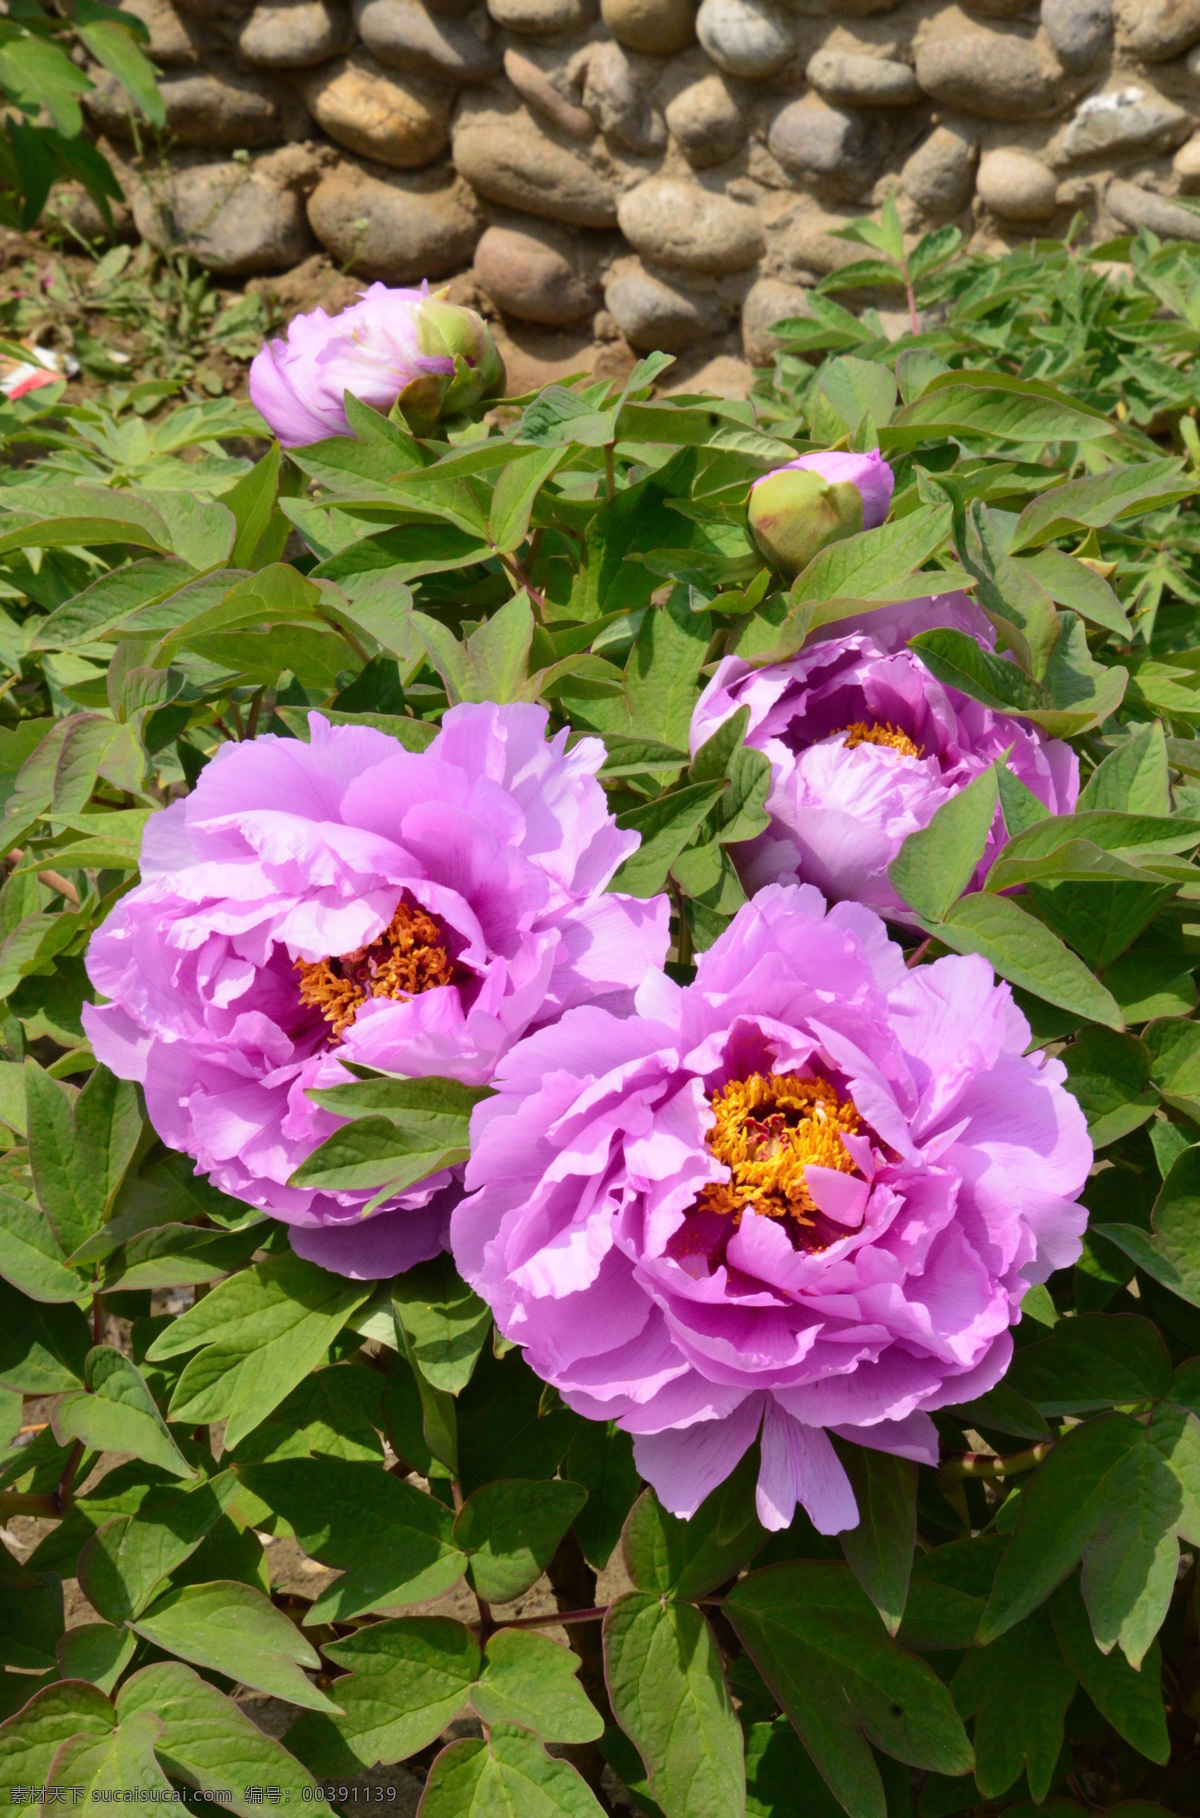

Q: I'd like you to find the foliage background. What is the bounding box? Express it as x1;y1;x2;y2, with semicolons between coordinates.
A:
3;214;1200;1817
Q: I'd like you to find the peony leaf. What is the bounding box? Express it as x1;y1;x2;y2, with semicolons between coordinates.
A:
391;1252;491;1396
1098;1146;1200;1309
117;1660;335;1817
834;1445;917;1638
44;1707;172;1801
622;1450;767;1602
131;1580;339;1713
565;1420;641;1573
78;1474;239;1624
1050;1576;1170;1765
1061;1029;1157;1150
1010;458;1198;551
925;892;1124;1030
0;1189;89;1302
604;1593;746;1818
454;1477;587;1603
420;1723;607;1817
726;1561;972;1818
470;1629;603;1744
54;1623;136;1697
951;1608;1075;1803
888;763;998;922
1007;1312;1170;1415
1079;724;1170;817
232;1456;465;1623
283;1616;480;1778
53;1345;194;1482
0;1274;90;1392
0;1680;115;1790
613;780;728;898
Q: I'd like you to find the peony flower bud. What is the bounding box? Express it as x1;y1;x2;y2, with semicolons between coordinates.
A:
748;448;895;577
248;282;506;448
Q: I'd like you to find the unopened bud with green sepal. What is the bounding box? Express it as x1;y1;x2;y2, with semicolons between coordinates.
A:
748;449;895;577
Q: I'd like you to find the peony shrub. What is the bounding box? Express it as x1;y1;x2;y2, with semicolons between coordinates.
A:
0;271;1196;1818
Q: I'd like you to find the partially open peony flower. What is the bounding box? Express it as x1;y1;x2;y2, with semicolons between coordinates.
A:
453;884;1091;1533
83;706;668;1279
248;282;504;448
747;449;895;577
691;596;1078;920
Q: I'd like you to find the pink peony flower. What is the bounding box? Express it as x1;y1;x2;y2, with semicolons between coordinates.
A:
248;282;503;448
83;706;669;1279
453;885;1091;1533
691;596;1078;920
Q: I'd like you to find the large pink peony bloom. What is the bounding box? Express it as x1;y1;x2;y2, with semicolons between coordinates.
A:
691;596;1078;920
83;707;669;1279
453;885;1091;1533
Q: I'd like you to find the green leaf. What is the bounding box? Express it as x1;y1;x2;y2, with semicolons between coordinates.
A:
980;1413;1149;1645
1020;546;1131;639
391;1252;491;1395
745;1719;845;1818
233;1457;464;1622
421;1723;607;1817
725;1561;973;1818
956;499;1060;677
835;1444;917;1638
150;1252;372;1450
1011;458;1197;550
53;1344;194;1479
221;443;283;570
55;1622;137;1696
888;370;1113;446
888;766;998;922
1097;1145;1200;1309
471;1628;603;1743
789;507;952;618
0;1190;88;1302
454;1477;588;1603
78;17;165;124
0;1274;90;1391
0;1680;114;1789
78;1475;240;1624
132;1579;339;1712
951;1609;1074;1803
1060;1029;1157;1149
926;892;1124;1031
897;1537;1005;1652
43;1708;173;1800
565;1421;640;1572
118;1660;335;1818
1049;1576;1169;1765
622;1450;767;1602
284;1617;480;1777
604;1593;745;1818
490;448;567;552
225;1359;384;1465
613;780;727;897
1008;1313;1170;1414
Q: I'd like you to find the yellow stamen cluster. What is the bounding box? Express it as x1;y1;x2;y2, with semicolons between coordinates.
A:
296;901;456;1042
840;720;923;760
698;1071;863;1239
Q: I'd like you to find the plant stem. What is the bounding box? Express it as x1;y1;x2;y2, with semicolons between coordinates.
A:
494;1605;609;1630
317;611;371;668
939;1441;1053;1481
0;1491;60;1520
92;1292;104;1347
499;553;548;620
906;937;931;970
54;1439;84;1514
604;442;616;503
901;258;919;336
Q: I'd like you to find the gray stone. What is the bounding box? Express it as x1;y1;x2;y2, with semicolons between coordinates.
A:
914;30;1060;121
47;183;135;245
768;96;879;188
582;42;665;153
503;49;594;137
1061;85;1190;160
239;0;352;65
1175;131;1200;191
977;147;1058;219
963;0;1037;14
665;74;745;167
900;123;977;214
86;64;309;146
1041;0;1111;68
696;0;794;78
354;0;501;78
487;0;596;34
604;259;729;350
118;0;207;65
601;0;695;52
1114;0;1200;60
741;274;810;363
778;211;876;277
1106;177;1200;240
453;105;618;225
617;175;764;272
805;49;921;108
307;162;482;277
303;54;452;167
133;149;319;275
473;222;597;322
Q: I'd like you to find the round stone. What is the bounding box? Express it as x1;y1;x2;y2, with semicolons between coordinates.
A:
133;156;316;275
695;0;794;79
238;0;352;66
914;30;1060;121
805;49;921;108
453;107;618;226
582;42;665;155
354;0;501;78
665;74;745;168
486;0;596;35
741;275;811;364
307;163;482;279
504;49;595;138
768;96;879;188
1060;85;1190;161
1114;0;1200;60
601;0;695;52
1106;178;1200;242
617;176;764;274
118;0;206;65
1041;0;1111;69
1175;132;1200;192
86;65;309;146
900;124;977;214
604;259;729;350
473;223;597;323
302;54;452;168
976;148;1058;221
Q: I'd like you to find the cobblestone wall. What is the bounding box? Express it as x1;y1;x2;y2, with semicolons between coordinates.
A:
83;0;1200;371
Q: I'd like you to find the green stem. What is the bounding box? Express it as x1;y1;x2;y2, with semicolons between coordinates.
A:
604;442;615;503
939;1441;1053;1481
0;1491;60;1520
498;1605;609;1630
